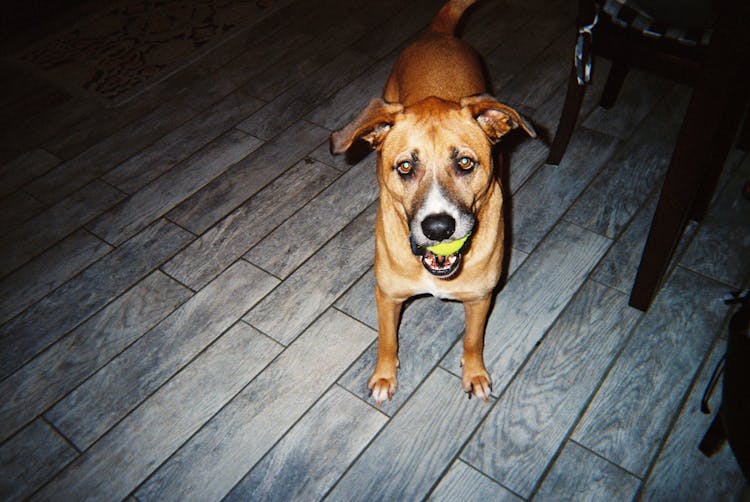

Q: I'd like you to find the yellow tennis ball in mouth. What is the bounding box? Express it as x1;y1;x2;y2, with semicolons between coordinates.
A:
426;233;471;257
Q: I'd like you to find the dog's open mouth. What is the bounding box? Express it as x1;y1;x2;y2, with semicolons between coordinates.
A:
421;250;462;278
410;232;472;280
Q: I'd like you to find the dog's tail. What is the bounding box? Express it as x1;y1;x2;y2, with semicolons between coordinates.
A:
428;0;478;35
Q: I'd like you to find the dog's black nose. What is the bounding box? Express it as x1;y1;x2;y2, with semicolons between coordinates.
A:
421;213;455;241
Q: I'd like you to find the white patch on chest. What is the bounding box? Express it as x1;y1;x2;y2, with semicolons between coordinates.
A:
416;275;457;300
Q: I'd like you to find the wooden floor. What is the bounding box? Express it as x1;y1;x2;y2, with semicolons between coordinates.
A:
1;0;749;500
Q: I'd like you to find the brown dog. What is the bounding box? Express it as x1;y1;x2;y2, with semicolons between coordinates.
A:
330;0;535;404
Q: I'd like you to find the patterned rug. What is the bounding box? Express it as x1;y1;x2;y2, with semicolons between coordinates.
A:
14;0;274;106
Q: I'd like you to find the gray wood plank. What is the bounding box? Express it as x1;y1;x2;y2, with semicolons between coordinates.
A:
338;294;465;415
166;0;372;110
0;191;46;235
591;190;697;294
333;267;378;329
308;139;362;172
440;221;611;395
533;441;640;501
137;0;301;105
45;260;278;450
244;157;378;279
502;135;546;196
239;0;396;103
169;2;315;109
41;99;157;160
237;48;375;141
350;0;444;60
162;159;339;290
461;280;640;498
680;153;750;288
154;0;402;110
0;229;112;324
565;85;691;238
497;30;570;112
1;95;98;163
26;100;197;204
0;271;191;443
102;89;265;194
428;461;521;502
305;54;398;132
582;70;674;139
244;203;377;345
0;419;77;502
135;309;376;502
0;63;49;109
459;0;537;56
35;322;282;502
325;368;493;502
0;219;193;379
0;95;71;163
508;60;612;194
167;120;329;235
89;129;262;245
511;127;618;253
0;148;60;198
485;4;573;95
225;385;388;502
705;147;747;206
640;336;747;500
0;180;125;277
491;60;612;197
0;70;59;120
572;267;730;476
507;247;531;279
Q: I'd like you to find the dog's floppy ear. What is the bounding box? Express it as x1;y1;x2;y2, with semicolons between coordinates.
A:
460;94;536;143
330;98;404;154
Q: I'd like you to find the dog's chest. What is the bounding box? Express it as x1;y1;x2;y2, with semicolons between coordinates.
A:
415;275;458;300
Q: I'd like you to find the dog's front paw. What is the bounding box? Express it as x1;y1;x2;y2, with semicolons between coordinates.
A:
368;370;397;406
461;363;492;402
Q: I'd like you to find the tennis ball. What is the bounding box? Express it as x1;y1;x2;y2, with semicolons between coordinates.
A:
426;233;470;256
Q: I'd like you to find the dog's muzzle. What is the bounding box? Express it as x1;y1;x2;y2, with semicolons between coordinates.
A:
410;213;472;279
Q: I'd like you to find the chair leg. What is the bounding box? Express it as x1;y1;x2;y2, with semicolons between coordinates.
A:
547;68;586;165
690;83;750;222
630;80;726;310
737;104;750;151
699;412;727;457
629;152;704;311
629;5;749;311
599;61;629;109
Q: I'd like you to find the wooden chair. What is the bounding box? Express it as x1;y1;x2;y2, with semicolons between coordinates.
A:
547;0;750;311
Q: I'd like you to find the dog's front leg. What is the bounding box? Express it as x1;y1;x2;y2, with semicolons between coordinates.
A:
369;284;402;406
462;295;493;401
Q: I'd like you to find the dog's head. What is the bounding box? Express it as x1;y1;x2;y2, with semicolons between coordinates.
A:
331;94;535;279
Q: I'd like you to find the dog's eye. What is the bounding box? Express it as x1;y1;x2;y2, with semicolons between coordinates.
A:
457;156;475;171
396;160;413;176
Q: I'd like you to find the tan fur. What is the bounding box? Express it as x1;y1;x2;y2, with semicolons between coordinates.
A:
330;0;535;404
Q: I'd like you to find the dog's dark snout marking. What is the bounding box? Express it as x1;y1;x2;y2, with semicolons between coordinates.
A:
422;213;456;241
